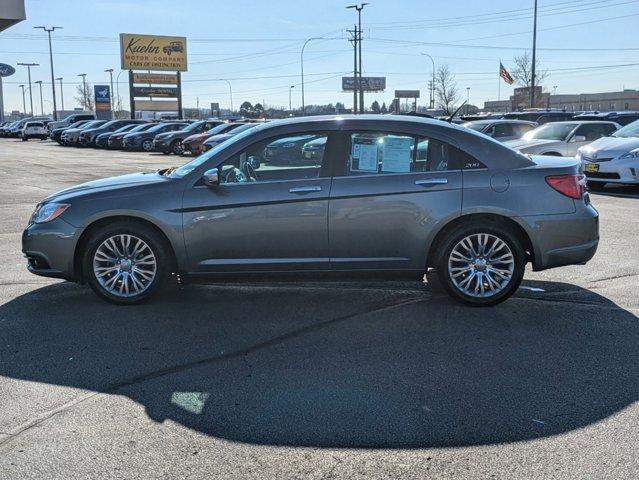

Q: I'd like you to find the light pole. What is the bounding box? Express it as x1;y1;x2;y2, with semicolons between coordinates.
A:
347;3;369;113
17;62;39;116
420;53;436;109
35;80;44;115
104;69;115;119
18;84;26;115
56;77;64;110
289;85;295;114
300;37;323;115
530;0;538;108
34;26;62;120
217;79;233;113
115;70;125;114
77;73;87;110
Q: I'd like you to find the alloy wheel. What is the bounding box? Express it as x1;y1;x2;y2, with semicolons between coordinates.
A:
142;139;153;151
92;234;157;298
447;233;515;298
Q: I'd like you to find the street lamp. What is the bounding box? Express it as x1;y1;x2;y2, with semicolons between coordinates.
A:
115;70;125;114
18;84;26;116
35;80;44;115
105;69;115;119
289;85;295;114
34;26;62;120
55;77;64;110
17;62;39;116
216;79;233;113
466;87;470;115
77;73;87;110
420;53;436;109
347;3;369;113
300;37;323;115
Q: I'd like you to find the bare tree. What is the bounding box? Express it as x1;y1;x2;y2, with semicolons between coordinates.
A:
434;65;459;115
512;51;549;88
74;83;94;111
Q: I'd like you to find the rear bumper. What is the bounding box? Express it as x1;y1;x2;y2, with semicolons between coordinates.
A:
519;202;599;271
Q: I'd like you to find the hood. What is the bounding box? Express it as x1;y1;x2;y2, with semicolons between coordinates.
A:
505;138;561;151
578;136;639;158
44;172;171;203
154;131;175;140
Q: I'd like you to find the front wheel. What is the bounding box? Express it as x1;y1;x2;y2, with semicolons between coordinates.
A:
142;139;154;152
171;140;184;155
83;222;172;305
435;222;526;306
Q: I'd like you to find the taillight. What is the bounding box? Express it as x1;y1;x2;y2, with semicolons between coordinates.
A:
545;174;586;199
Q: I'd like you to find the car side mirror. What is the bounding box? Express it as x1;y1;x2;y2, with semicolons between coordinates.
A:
202;168;219;187
571;135;587;143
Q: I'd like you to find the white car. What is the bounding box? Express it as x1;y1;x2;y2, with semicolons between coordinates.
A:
505;121;620;157
577;119;639;188
21;121;48;141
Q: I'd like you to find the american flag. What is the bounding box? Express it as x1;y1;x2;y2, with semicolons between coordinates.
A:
499;62;514;85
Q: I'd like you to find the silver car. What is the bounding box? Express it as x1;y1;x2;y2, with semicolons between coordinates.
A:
506;121;620;156
462;119;538;142
22;115;599;306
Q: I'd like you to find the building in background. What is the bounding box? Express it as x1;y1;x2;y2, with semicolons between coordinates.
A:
0;0;25;32
484;89;639;113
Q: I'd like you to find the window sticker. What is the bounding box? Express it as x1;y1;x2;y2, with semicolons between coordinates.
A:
381;136;413;173
351;140;379;172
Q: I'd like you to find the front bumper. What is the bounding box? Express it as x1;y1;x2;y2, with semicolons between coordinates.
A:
22;217;82;281
582;158;639;185
153;139;171;152
520;201;599;271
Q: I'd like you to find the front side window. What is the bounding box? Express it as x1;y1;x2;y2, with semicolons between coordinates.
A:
574;123;610;141
219;133;328;185
344;132;455;175
523;123;579;141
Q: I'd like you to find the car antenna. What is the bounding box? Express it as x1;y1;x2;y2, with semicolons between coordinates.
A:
447;101;467;123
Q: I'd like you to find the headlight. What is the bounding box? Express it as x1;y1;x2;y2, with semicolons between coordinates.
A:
30;203;70;224
620;149;639;159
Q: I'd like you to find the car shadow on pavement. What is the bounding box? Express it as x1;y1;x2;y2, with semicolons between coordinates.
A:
0;279;637;448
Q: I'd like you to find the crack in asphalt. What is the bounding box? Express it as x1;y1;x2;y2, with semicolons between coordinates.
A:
0;295;426;449
589;272;639;284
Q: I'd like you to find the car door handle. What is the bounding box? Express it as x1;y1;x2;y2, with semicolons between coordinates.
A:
289;186;322;194
415;178;448;187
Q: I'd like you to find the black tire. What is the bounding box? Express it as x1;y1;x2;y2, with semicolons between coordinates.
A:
82;221;172;305
171;140;184;155
434;221;526;306
21;137;28;142
588;181;606;190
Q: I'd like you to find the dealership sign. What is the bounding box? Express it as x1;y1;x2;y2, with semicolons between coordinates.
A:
0;63;15;77
134;99;179;112
94;85;111;111
120;33;187;72
342;76;386;92
395;90;420;98
132;86;178;98
132;72;178;85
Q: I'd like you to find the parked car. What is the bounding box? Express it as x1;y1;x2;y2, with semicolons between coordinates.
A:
505;121;620;156
107;123;157;150
152;119;224;155
78;120;148;147
50;120;94;144
182;122;247;155
61;120;107;145
462;120;538;142
121;122;189;152
22;115;598;306
201;123;258;152
263;134;322;164
6;117;51;138
0;120;20;137
47;112;95;133
503;110;574;124
95;124;141;148
301;136;327;160
574;111;639;127
20;121;48;141
577;119;639;188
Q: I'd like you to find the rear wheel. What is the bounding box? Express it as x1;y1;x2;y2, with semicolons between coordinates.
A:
83;222;172;305
435;222;526;306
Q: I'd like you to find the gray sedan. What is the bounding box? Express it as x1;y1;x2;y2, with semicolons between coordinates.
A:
22;115;599;306
463;119;537;142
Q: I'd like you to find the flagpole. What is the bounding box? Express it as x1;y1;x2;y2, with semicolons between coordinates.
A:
498;61;501;101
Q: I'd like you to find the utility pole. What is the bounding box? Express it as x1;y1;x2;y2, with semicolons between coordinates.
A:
56;77;64;111
19;84;26;116
348;25;358;114
34;26;62;120
35;80;44;115
300;37;323;115
421;53;435;109
289;85;295;113
18;63;39;116
77;73;87;110
104;69;115;119
348;3;368;113
466;87;470;115
530;0;538;108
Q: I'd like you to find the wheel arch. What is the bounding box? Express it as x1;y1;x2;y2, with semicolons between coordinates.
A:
73;215;178;281
425;213;536;270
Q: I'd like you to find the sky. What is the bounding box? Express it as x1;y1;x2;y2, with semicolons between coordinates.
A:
0;0;638;114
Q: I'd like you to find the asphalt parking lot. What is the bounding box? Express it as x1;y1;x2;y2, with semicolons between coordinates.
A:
0;139;637;479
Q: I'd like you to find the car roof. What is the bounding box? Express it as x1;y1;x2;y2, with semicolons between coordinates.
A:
465;119;537;126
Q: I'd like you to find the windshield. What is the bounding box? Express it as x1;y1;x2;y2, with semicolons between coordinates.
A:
170;124;259;178
127;123;152;133
67;121;87;129
79;121;104;129
463;121;489;132
147;123;178;133
206;123;236;135
523;123;578;141
112;124;136;134
612;119;639;138
181;121;204;132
